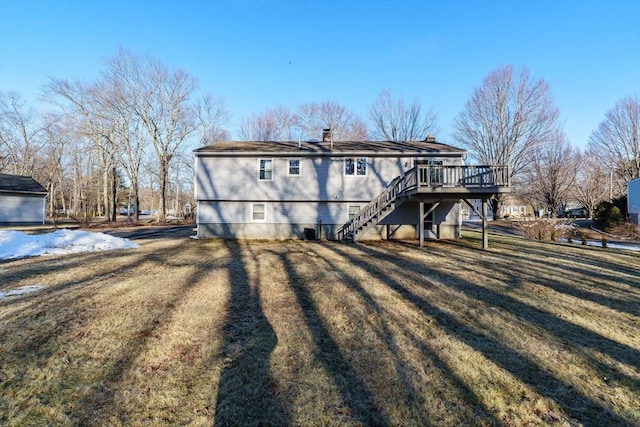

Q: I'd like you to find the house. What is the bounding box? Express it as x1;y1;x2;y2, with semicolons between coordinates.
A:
464;195;530;220
627;177;640;226
0;174;48;225
194;135;509;248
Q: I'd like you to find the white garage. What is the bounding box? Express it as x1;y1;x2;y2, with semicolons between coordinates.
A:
0;174;48;225
628;177;640;226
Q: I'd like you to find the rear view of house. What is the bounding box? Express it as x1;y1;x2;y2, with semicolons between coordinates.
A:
194;135;510;246
0;174;48;225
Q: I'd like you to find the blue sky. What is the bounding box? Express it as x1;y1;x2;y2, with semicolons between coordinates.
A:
1;0;638;148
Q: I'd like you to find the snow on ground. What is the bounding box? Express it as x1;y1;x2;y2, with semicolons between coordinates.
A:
0;229;139;260
0;285;46;300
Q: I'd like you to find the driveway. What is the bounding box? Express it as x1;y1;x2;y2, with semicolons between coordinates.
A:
105;224;195;240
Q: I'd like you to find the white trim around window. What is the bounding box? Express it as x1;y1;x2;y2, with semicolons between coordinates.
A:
251;203;266;222
258;158;273;181
287;158;301;176
344;157;367;176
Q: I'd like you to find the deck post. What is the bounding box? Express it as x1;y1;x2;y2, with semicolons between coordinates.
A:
419;201;424;248
482;198;488;249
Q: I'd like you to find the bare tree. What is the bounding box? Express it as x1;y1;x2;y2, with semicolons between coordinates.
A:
297;101;367;141
0;91;45;176
103;49;229;222
520;132;577;216
40;113;73;221
453;65;560;218
588;95;639;191
43;79;122;221
197;94;231;143
574;149;610;218
238;106;298;141
368;89;437;142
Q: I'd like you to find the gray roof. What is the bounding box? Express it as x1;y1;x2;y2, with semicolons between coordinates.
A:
0;174;48;195
194;140;466;157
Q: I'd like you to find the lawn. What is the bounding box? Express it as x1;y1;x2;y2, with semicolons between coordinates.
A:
1;232;638;426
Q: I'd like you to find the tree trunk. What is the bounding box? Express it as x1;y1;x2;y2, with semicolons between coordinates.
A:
110;165;117;222
158;158;169;222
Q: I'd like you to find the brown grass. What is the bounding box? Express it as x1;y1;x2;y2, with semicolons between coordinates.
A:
1;232;638;426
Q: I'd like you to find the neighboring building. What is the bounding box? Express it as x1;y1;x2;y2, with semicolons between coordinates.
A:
0;174;48;225
464;195;530;220
194;135;509;246
628;178;640;225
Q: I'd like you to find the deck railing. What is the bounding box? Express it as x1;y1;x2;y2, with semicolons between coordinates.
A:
409;165;510;189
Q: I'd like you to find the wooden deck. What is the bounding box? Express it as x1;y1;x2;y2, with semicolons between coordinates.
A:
402;165;510;198
336;165;510;247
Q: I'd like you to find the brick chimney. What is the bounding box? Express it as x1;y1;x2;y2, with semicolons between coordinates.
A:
322;128;332;142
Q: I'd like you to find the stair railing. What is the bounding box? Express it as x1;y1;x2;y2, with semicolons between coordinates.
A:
336;175;406;241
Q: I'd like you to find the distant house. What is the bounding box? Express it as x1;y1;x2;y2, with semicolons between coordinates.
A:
0;174;48;225
628;178;640;226
464;195;530;220
194;134;510;247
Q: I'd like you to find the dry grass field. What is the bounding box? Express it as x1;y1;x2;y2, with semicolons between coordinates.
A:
1;232;639;426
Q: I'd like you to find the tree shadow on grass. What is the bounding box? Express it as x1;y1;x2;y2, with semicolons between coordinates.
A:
272;247;389;426
282;244;501;426
325;242;636;426
213;240;289;426
419;238;640;317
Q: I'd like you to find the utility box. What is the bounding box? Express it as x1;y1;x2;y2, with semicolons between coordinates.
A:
304;228;316;240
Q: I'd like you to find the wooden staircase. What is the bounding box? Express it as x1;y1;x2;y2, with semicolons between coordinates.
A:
335;164;511;243
336;176;405;242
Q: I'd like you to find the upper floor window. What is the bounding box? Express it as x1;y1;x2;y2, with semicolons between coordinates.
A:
288;159;300;176
345;157;367;176
259;159;273;181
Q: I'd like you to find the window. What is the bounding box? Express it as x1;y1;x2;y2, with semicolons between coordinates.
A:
348;205;361;221
288;159;300;176
259;159;273;181
345;157;367;176
252;203;266;221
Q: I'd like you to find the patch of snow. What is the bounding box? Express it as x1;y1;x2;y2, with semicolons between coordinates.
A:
0;229;139;260
0;285;46;299
558;238;640;251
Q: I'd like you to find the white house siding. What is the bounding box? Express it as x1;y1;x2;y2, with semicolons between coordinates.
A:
0;194;45;224
198;200;353;239
195;152;466;240
196;156;417;202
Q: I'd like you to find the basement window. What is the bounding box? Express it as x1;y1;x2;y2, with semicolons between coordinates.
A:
252;203;266;221
345;157;367;176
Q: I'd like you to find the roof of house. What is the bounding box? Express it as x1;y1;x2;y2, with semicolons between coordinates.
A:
0;174;48;195
194;140;466;157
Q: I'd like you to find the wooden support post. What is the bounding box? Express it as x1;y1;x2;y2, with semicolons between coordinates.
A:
482;198;488;250
419;202;424;248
